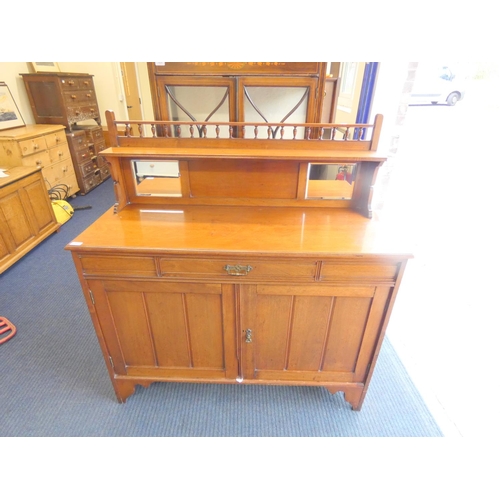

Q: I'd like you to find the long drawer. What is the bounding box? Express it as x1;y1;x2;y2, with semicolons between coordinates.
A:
75;253;399;284
160;257;317;281
78;254;318;281
76;254;400;284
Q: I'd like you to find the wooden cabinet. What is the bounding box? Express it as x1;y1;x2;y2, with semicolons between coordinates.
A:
21;73;101;131
0;125;79;197
73;251;403;408
66;110;411;410
75;125;110;179
20;73;109;194
66;126;110;194
0;165;59;274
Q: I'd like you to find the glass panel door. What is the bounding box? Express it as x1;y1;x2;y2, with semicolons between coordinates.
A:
155;76;236;137
238;77;317;138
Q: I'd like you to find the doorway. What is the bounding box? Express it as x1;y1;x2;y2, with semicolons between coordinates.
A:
120;62;143;121
335;62;366;123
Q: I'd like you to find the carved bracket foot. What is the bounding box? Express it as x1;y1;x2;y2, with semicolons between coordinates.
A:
114;379;153;403
325;385;365;411
343;387;365;411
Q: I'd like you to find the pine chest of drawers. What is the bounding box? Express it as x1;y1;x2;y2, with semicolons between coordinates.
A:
0;125;79;197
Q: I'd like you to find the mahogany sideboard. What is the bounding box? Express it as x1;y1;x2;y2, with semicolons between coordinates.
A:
65;111;412;410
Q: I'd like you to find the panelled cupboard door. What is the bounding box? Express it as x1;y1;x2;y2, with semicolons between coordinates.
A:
0;172;55;252
88;280;238;381
22;173;56;232
240;284;392;384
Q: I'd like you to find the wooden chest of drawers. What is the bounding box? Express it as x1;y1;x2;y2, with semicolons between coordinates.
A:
0;125;79;197
21;73;101;131
74;124;110;175
66;126;110;194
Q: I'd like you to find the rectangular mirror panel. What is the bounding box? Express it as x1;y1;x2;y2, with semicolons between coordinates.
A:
133;160;182;197
306;163;357;200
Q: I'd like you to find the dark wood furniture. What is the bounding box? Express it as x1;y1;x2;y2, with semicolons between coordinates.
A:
0;165;59;274
66;125;110;195
21;72;110;194
65;110;411;410
21;72;101;130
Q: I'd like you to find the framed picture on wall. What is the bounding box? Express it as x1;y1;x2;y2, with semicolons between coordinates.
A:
30;62;60;73
0;82;25;131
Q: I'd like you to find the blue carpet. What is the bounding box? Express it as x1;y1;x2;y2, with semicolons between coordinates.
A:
0;178;442;436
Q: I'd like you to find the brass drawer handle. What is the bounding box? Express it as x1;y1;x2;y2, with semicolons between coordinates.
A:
224;264;253;276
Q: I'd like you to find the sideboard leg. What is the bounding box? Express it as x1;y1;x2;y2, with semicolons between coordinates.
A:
343;387;365;411
325;385;365;411
113;379;138;403
113;379;155;403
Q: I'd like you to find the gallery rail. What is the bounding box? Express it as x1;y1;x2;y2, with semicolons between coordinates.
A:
105;111;383;152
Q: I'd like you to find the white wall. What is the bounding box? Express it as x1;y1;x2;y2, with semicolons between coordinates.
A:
0;62;35;124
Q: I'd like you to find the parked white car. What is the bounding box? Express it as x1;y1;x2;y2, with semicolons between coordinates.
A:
409;65;465;106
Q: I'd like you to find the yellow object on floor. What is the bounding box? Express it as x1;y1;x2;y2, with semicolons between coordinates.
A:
51;199;74;225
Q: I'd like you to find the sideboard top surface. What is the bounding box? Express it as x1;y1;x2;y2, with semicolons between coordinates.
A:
0;124;65;140
66;204;413;259
0;165;42;188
